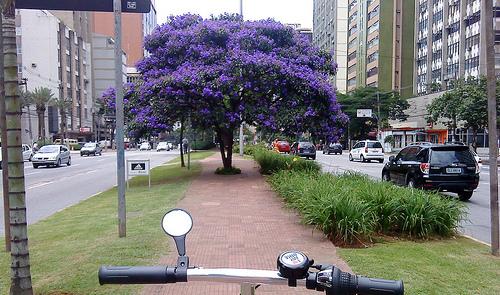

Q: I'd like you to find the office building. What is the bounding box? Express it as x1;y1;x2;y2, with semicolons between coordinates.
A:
346;0;415;97
313;0;349;93
415;0;500;95
91;0;157;67
16;9;93;143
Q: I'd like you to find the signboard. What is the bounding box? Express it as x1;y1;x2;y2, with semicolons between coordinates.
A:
357;109;373;118
127;160;150;176
79;127;91;133
126;159;151;188
16;0;151;13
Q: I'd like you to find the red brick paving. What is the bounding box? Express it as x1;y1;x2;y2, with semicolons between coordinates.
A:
141;154;351;295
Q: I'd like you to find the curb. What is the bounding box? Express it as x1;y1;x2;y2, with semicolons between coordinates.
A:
461;234;491;247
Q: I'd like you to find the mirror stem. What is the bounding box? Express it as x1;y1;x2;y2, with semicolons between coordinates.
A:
174;235;187;256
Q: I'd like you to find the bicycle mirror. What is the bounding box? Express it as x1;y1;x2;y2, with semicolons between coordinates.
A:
161;208;193;256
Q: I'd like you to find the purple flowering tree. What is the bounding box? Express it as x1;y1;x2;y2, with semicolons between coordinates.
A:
128;14;347;169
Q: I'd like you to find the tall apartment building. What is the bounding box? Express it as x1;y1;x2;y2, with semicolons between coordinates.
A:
346;0;415;97
313;0;349;93
415;0;500;95
91;0;157;67
16;10;93;144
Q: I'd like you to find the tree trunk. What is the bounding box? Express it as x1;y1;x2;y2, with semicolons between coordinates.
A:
217;128;234;169
3;6;34;294
452;117;457;142
0;9;10;252
59;109;66;145
179;120;185;167
472;128;478;152
36;109;44;140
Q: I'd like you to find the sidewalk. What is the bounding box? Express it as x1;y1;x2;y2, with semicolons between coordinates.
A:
142;154;350;295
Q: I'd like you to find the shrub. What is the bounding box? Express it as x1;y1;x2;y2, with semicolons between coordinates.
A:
232;142;268;156
268;171;465;245
254;149;321;174
215;166;242;175
191;140;215;150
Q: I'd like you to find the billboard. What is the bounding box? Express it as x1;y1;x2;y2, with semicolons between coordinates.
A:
16;0;151;13
356;109;373;118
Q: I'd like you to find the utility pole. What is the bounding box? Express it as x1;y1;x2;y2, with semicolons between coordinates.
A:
19;78;32;143
482;0;499;256
377;92;381;141
114;0;126;237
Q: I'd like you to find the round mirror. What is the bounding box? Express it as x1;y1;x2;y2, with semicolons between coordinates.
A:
161;209;193;237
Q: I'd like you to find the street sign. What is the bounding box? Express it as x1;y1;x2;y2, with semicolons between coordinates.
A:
16;0;151;13
357;109;373;118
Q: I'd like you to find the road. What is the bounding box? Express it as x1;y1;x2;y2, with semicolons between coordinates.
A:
0;149;179;235
316;151;499;244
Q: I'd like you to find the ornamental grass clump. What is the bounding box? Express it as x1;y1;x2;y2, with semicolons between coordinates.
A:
268;170;466;246
254;150;320;174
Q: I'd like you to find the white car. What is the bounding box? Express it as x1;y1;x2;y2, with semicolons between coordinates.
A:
22;144;33;161
139;142;151;151
32;145;71;168
471;150;482;170
349;140;384;163
156;142;170;152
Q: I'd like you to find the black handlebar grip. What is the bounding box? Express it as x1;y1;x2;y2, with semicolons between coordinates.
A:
356;276;404;295
98;266;176;285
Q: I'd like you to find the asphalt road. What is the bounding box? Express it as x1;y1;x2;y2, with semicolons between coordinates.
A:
316;151;499;245
0;149;179;235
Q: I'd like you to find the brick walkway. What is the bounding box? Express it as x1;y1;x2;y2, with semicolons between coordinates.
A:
142;154;351;295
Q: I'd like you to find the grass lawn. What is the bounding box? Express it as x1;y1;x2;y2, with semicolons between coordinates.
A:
0;151;214;295
338;237;500;295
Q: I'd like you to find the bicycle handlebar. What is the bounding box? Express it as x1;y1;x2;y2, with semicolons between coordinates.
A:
99;265;403;295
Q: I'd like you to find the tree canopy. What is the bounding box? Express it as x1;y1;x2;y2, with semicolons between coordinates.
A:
337;86;409;140
103;14;347;168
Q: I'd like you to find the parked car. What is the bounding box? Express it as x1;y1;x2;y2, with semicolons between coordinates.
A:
349;140;384;163
323;143;343;155
274;141;291;154
22;144;33;161
80;142;102;156
291;142;317;160
381;144;480;201
156;142;170;152
32;145;71;168
139;142;151;151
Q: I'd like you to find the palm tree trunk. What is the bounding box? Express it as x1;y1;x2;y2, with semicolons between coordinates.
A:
0;7;10;252
3;5;34;294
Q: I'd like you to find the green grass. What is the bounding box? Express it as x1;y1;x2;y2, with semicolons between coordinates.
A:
254;149;321;174
168;150;215;165
268;171;465;245
339;237;500;295
0;152;214;295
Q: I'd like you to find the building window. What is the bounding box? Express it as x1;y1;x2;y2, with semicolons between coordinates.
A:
348;38;357;49
367;52;379;63
367;67;378;77
464;56;479;71
367;21;379;35
348;24;358;37
348;64;356;74
367;5;379;21
367;36;379;49
348;51;357;62
347;77;357;87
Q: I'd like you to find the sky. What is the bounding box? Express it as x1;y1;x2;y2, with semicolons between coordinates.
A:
155;0;313;29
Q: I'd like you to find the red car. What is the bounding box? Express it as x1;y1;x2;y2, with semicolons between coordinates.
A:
275;141;291;153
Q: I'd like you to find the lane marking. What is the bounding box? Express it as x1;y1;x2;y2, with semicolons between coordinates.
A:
25;172;40;176
27;181;54;190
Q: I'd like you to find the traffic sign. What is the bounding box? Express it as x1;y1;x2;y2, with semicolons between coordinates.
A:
126;159;151;188
16;0;151;13
357;109;373;118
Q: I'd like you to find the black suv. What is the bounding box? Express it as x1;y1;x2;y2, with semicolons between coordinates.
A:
381;144;480;201
323;143;343;155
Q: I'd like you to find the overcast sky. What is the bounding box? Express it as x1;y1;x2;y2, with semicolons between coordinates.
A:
155;0;313;29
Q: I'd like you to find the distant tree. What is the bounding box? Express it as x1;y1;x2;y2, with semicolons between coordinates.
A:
30;87;54;139
51;97;72;144
337;87;409;140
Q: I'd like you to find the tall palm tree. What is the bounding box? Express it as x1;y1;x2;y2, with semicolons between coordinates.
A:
51;96;72;143
30;87;54;140
2;0;34;293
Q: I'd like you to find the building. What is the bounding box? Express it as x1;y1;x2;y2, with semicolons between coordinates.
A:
16;9;93;144
414;0;500;95
91;0;157;67
313;0;349;93
345;0;415;97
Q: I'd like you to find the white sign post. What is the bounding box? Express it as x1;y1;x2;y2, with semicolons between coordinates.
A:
126;159;151;189
357;109;373;118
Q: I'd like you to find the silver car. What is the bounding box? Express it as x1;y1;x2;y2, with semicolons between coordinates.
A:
32;145;71;168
